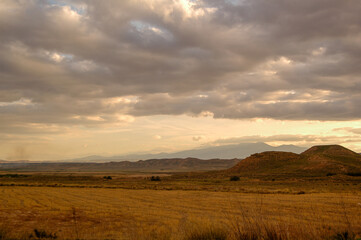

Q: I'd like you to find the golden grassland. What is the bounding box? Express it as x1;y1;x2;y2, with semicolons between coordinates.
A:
0;172;360;194
0;183;361;239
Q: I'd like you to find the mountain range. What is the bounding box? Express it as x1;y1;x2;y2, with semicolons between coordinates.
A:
1;145;360;175
0;158;240;172
66;142;306;162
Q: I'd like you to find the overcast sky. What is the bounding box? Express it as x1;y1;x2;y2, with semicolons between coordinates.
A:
1;0;361;160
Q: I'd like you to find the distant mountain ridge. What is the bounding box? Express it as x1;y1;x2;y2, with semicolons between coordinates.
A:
227;145;361;176
2;145;360;175
0;158;240;172
66;142;306;162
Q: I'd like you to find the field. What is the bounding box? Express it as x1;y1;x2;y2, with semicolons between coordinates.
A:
0;173;361;239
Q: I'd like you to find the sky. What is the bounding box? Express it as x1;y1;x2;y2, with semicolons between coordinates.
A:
1;0;361;160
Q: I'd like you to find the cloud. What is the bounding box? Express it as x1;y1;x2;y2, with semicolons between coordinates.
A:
153;135;162;140
212;134;361;146
334;127;361;135
192;135;205;141
1;0;361;134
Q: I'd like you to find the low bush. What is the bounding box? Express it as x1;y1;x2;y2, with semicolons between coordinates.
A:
151;176;161;181
326;173;336;177
230;176;240;181
31;229;57;239
0;226;9;240
332;230;355;240
346;172;361;177
0;174;28;178
185;226;228;240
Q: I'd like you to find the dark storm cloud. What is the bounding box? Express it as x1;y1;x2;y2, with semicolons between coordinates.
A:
1;0;361;130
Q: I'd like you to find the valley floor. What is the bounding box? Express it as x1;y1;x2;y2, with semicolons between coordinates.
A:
0;185;361;239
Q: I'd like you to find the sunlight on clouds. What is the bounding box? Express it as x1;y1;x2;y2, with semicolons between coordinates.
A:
267;56;292;68
153;135;162;140
192;135;205;141
312;47;326;56
0;98;34;107
105;96;139;105
62;5;81;20
47;4;84;24
50;52;64;62
259;56;293;76
71;114;134;124
179;0;199;18
47;0;86;16
279;57;292;65
263;70;277;76
2;115;361;160
117;115;135;123
86;116;105;122
130;20;174;41
256;89;333;104
71;115;105;122
43;50;73;63
199;111;214;117
178;0;216;19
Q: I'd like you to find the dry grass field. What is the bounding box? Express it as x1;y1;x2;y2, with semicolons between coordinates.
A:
0;185;360;239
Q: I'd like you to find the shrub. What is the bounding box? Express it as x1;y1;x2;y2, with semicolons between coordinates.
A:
230;176;240;181
0;226;9;240
326;173;336;177
0;174;27;178
151;176;161;181
332;230;355;240
31;229;57;239
185;226;228;240
346;172;361;177
103;176;112;180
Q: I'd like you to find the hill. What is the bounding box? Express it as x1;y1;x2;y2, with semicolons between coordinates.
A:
0;158;240;172
65;142;306;162
227;145;361;176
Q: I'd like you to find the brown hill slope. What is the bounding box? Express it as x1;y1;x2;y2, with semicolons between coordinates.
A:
228;151;302;173
300;145;361;173
227;145;361;176
301;145;360;159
